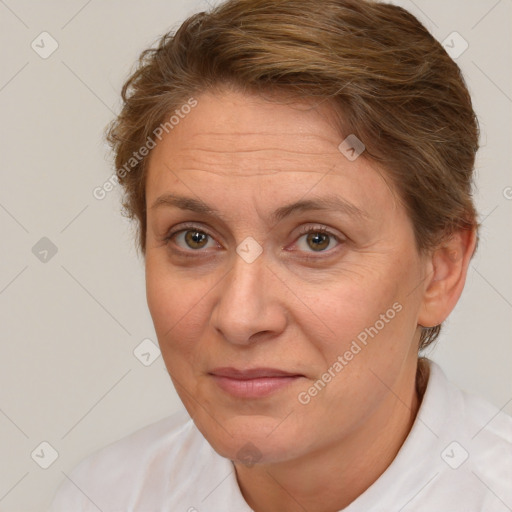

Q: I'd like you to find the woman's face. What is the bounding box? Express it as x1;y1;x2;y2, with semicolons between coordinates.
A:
145;89;428;465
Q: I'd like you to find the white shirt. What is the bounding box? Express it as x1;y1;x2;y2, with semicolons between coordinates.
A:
48;360;512;511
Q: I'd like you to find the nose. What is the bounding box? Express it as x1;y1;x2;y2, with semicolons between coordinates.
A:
210;247;287;346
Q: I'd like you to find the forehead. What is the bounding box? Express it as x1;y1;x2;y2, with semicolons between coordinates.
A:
145;89;397;215
151;89;343;170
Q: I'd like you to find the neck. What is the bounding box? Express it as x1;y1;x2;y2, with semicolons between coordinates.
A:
234;362;422;512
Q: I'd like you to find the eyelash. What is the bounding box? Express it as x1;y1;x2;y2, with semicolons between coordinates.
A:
164;222;342;258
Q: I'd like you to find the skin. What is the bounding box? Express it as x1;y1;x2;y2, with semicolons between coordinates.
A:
144;88;476;512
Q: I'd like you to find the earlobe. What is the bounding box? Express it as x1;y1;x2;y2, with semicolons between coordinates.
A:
417;227;477;328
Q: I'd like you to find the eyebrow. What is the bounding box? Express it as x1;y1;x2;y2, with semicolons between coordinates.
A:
150;193;368;224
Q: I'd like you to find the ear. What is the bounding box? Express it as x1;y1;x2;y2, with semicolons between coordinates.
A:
417;227;477;328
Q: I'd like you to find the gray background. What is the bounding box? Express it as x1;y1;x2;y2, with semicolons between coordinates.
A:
0;0;510;510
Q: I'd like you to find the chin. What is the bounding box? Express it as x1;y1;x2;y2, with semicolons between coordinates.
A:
191;410;308;465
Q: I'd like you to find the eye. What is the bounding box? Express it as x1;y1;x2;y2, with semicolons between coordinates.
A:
165;224;217;251
164;223;343;255
294;225;341;253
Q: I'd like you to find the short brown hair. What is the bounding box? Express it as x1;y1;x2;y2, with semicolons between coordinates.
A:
106;0;479;349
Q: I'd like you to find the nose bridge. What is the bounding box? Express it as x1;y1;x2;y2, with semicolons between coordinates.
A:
211;244;285;344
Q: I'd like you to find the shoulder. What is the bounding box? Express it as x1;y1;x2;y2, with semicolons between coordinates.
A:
427;359;512;451
460;383;512;445
47;408;206;511
459;377;512;505
424;360;512;510
422;359;512;441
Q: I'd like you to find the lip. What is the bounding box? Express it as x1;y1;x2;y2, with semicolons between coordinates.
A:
210;367;302;379
209;367;304;398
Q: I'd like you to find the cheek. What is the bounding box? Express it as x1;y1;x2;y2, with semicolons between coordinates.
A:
145;263;175;334
146;254;200;331
298;260;417;368
294;283;416;417
145;255;216;363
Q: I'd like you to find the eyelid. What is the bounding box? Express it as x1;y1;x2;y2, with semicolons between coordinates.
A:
165;222;213;240
296;224;341;239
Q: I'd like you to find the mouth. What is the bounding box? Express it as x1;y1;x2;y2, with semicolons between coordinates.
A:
208;367;305;398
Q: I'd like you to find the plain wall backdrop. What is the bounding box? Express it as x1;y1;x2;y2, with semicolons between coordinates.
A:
0;0;511;510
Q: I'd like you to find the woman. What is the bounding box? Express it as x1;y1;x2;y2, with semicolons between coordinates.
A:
49;0;512;510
